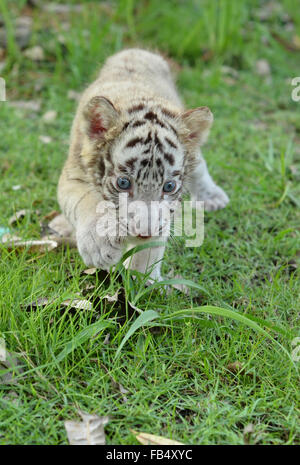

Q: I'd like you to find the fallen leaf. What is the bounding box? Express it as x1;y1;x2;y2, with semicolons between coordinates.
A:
67;89;81;101
5;239;58;253
172;274;190;294
292;35;300;49
0;16;32;49
42;3;83;13
43;210;60;222
0;227;10;240
132;430;184;445
221;65;239;79
9;100;41;112
3;390;21;407
226;361;244;374
42;110;57;123
103;334;110;345
0;347;24;385
255;59;271;76
243;423;255;444
39;135;52;144
103;291;119;303
0;337;5;361
1;233;22;244
62;299;93;311
24;297;51;309
24;45;45;61
12;185;22;191
271;31;300;52
65;411;109;445
83;268;97;275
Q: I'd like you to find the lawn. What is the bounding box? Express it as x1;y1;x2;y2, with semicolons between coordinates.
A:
0;0;299;445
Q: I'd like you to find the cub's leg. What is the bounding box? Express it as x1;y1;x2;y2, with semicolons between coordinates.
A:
188;154;229;211
125;241;167;282
58;171;124;270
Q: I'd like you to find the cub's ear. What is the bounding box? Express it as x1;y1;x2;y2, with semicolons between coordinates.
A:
82;96;119;139
180;106;213;149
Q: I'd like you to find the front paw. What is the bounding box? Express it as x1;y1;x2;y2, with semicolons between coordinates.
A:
203;185;229;212
76;221;123;270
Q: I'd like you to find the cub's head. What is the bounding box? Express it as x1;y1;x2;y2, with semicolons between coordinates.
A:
80;96;213;239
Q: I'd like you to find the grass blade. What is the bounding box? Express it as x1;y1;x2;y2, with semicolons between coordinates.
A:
115;310;160;358
56;320;113;362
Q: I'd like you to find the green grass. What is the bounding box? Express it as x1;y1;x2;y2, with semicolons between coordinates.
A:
0;0;299;445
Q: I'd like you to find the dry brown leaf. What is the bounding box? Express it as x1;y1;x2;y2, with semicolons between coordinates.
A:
0;337;5;361
62;299;93;311
42;110;57;123
243;423;255;444
42;3;83;13
5;239;58;253
0;16;32;49
3;390;21;407
172;274;190;295
24;45;45;61
39;135;52;144
43;210;60;222
1;233;22;244
132;430;184;445
67;89;81;101
0;345;24;386
255;59;271;76
226;361;244;374
103;291;119;303
9;100;41;112
65;411;109;445
83;268;97;275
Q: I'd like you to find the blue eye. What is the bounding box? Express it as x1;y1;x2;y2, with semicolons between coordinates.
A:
117;177;131;190
163;180;176;193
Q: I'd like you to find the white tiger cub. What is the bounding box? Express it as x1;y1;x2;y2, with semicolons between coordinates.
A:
58;48;229;280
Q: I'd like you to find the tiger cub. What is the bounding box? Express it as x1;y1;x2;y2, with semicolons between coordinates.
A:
58;48;229;280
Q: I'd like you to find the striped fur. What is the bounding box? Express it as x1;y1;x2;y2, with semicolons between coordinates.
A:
58;48;229;277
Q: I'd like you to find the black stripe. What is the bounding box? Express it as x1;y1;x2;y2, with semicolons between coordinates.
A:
161;108;177;119
144;132;152;145
98;157;105;177
131;120;146;128
126;137;144;148
144;111;168;130
141;158;149;167
164;153;175;165
125;157;138;170
154;132;163;152
168;123;178;137
128;103;145;113
165;137;177;149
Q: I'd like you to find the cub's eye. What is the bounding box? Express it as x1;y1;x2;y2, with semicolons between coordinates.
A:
117;176;131;190
163;180;176;193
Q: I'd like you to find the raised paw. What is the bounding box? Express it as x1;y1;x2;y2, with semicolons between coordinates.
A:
76;220;123;270
203;185;229;212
